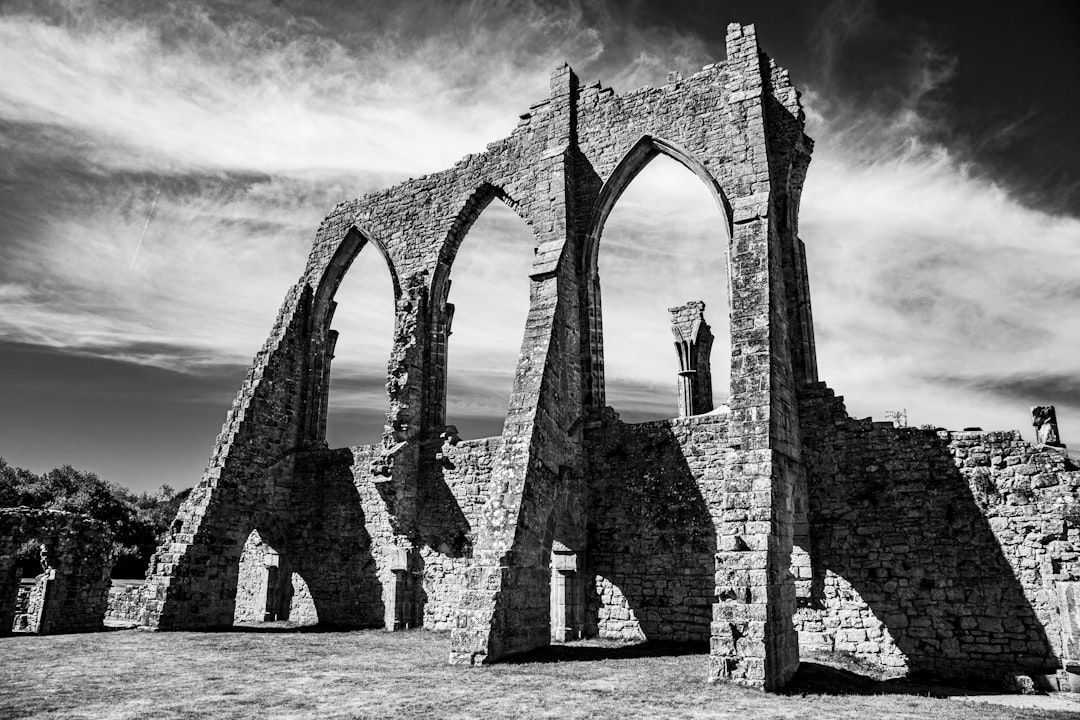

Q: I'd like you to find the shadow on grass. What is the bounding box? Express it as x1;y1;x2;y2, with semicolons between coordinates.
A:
5;623;139;638
502;640;709;664
783;662;1028;699
163;621;373;634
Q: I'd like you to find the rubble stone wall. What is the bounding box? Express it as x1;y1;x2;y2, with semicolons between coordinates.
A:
796;382;1080;681
137;18;1080;691
350;437;501;631
585;411;728;643
106;584;144;624
0;508;114;635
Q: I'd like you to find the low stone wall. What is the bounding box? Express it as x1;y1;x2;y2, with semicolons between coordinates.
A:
106;584;144;624
797;383;1080;683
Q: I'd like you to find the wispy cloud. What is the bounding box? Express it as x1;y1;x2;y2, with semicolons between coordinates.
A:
799;4;1080;436
0;0;680;176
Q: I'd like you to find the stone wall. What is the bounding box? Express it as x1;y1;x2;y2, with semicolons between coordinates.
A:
12;582;40;631
585;410;726;643
132;19;1080;691
106;584;144;625
0;508;114;635
796;382;1080;683
351;436;500;631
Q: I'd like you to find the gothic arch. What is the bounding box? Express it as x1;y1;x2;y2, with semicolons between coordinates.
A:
581;135;734;413
430;183;532;308
312;224;401;329
304;224;402;447
426;182;537;433
584;135;734;277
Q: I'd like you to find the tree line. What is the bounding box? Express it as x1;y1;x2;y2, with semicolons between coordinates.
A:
0;457;190;578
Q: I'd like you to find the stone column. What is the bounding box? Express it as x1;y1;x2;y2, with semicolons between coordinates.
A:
669;301;714;417
550;550;584;642
385;546;418;630
262;551;283;621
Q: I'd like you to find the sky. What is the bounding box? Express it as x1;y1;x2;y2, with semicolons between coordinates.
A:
1;0;1078;494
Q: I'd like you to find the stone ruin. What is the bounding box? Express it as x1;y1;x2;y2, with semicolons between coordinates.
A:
0;508;114;635
121;23;1080;691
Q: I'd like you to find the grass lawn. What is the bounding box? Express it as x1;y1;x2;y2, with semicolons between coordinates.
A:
1;628;1077;720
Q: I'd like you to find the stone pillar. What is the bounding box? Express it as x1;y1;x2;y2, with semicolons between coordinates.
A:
262;551;284;621
669;301;714;417
314;327;338;446
706;22;805;690
385;546;418;630
1033;406;1065;448
550;550;584;642
425;301;455;432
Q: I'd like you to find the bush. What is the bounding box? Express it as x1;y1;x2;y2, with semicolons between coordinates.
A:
0;458;186;578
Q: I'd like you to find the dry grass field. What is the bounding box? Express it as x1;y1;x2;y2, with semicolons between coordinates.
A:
1;628;1078;720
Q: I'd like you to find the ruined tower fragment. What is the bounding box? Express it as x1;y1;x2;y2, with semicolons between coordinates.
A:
670;300;714;416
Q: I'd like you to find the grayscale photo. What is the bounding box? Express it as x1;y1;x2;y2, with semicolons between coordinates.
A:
1;1;1079;718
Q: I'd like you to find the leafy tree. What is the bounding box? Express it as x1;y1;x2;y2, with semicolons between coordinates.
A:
0;458;188;578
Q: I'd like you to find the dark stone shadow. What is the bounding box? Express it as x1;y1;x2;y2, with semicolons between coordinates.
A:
503;639;709;664
416;438;475;560
290;448;385;628
782;661;1018;698
584;411;717;645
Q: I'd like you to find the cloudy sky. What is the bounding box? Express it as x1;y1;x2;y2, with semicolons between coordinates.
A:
1;0;1077;494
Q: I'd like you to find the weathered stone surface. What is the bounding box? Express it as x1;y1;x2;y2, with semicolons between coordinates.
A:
1033;405;1065;448
670;301;715;417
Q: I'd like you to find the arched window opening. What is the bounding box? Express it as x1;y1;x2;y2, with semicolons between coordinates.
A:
325;247;396;450
445;197;534;439
598;153;731;423
234;529;318;626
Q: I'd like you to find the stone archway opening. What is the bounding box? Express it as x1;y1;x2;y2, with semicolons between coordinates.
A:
324;243;397;450
595;152;731;423
442;196;534;440
9;538;49;633
233;529;318;626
